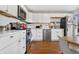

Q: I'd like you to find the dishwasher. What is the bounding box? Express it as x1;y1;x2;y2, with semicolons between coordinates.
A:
43;29;51;41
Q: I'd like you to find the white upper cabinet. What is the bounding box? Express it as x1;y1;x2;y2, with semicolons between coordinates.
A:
32;13;43;22
32;13;40;22
32;13;50;23
0;5;18;17
0;5;8;12
8;5;17;17
31;29;43;41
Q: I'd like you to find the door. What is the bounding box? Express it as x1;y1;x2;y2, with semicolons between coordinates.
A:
43;29;51;41
60;17;67;36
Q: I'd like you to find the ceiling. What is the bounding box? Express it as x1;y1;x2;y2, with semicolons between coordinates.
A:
25;5;79;13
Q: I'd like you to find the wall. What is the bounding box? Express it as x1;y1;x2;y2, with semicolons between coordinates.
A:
28;12;73;23
28;12;75;37
28;12;73;29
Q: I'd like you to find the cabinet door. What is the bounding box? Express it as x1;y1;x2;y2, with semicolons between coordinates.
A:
10;33;19;42
31;29;37;41
8;5;17;17
19;40;26;54
36;29;43;41
0;33;18;50
51;29;59;41
32;14;41;22
0;5;7;12
18;39;26;54
0;36;10;50
0;42;19;54
18;30;26;54
21;30;26;39
20;30;26;42
55;29;64;37
0;32;20;53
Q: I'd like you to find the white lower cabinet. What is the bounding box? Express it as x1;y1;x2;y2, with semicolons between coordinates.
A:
31;29;63;41
19;30;26;54
51;29;64;41
31;29;37;41
0;30;26;54
31;29;43;41
0;42;19;54
0;33;19;50
0;36;10;50
36;29;43;41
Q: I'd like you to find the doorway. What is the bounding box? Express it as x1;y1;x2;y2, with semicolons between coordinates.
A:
60;17;67;36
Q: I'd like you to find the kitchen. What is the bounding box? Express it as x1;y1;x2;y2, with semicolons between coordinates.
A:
0;5;79;54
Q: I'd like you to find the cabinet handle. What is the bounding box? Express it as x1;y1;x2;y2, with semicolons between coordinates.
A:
10;36;14;38
56;32;59;33
18;40;21;42
23;47;25;48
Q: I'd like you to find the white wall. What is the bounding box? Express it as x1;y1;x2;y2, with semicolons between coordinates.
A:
27;12;73;30
28;13;73;23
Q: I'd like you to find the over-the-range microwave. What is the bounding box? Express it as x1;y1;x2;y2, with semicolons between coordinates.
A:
18;5;26;19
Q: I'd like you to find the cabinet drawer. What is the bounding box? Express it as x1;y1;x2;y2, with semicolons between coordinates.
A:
0;33;19;50
19;46;26;54
0;36;10;50
19;40;26;47
18;41;26;54
9;33;19;42
0;42;19;54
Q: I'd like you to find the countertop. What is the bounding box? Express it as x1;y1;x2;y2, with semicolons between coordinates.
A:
0;30;25;38
64;36;79;45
